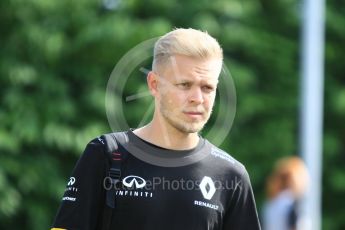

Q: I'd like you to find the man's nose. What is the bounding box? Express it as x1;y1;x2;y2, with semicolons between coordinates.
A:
188;87;204;104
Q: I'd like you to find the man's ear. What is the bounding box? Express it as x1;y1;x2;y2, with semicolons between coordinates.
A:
147;71;159;96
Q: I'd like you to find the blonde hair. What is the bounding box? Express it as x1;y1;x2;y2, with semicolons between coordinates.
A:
266;156;309;199
152;28;223;73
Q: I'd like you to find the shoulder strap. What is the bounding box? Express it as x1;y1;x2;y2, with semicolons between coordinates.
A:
100;132;128;230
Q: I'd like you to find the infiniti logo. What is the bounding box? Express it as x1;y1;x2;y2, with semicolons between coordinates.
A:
67;177;76;186
123;175;146;189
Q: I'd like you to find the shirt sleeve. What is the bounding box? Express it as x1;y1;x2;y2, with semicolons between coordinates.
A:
51;138;107;230
223;169;261;230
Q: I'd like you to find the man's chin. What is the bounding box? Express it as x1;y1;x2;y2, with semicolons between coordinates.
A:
178;122;205;134
163;114;206;134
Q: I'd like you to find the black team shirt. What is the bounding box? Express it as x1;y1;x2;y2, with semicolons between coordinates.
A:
52;130;261;230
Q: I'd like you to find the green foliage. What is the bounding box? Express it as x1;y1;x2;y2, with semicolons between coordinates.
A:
0;0;344;229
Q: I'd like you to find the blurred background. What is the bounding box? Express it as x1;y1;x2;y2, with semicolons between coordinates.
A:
0;0;344;229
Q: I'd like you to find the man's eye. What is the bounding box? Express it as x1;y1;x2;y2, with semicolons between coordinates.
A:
177;83;191;89
202;86;215;93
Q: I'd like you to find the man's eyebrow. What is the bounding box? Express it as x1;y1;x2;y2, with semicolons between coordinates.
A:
170;77;191;82
202;79;219;85
176;79;192;82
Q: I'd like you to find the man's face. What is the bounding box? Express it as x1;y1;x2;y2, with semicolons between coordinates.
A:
155;55;222;134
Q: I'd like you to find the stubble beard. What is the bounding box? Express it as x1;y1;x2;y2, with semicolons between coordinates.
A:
159;100;212;134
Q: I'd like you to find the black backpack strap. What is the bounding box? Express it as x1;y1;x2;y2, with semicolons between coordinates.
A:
100;132;128;230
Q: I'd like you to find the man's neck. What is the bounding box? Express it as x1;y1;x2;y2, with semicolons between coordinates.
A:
133;122;200;151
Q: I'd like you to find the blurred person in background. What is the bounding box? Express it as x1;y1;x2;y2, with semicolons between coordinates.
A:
262;156;309;230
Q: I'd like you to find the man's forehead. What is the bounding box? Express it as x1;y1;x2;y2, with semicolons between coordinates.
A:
166;56;222;78
172;74;219;84
173;55;222;69
193;64;222;78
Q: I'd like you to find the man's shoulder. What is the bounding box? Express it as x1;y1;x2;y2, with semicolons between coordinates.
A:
205;141;246;173
90;131;128;145
79;132;128;164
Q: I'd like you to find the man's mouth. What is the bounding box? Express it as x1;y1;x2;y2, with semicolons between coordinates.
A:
185;112;203;115
183;111;204;118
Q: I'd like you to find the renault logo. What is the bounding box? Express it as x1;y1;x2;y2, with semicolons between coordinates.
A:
123;175;146;189
199;176;216;200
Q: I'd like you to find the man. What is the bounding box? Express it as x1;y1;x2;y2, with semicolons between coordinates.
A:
51;28;261;230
